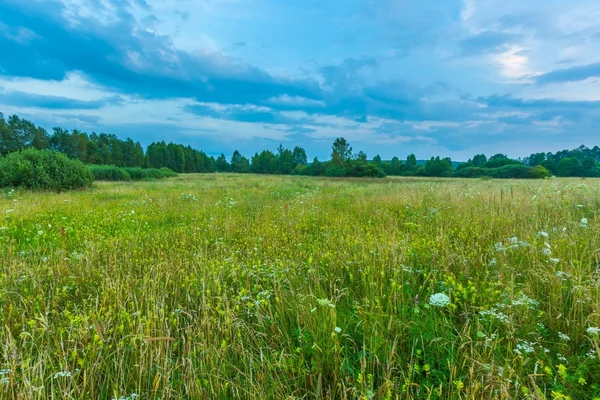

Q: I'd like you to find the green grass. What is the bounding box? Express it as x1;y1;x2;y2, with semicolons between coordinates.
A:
0;174;599;399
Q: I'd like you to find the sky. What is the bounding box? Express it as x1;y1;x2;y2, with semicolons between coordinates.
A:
1;0;600;160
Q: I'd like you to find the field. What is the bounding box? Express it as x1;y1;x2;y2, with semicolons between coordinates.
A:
0;174;599;399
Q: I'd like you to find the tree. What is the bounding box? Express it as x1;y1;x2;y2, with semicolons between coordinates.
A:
231;150;250;173
405;154;417;172
276;144;295;174
472;154;487;167
556;157;580;177
331;137;352;165
384;156;402;175
292;146;308;166
355;151;368;164
372;154;382;166
526;152;546;167
215;154;231;172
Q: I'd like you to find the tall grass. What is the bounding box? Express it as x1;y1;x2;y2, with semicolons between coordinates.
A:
0;174;598;399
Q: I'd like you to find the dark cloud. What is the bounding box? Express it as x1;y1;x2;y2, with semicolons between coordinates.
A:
535;62;600;85
0;90;123;109
0;1;322;105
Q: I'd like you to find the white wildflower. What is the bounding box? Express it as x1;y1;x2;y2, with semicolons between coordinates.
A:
515;341;535;354
537;231;549;238
0;377;8;385
480;309;510;323
511;293;539;309
542;247;552;256
429;293;450;307
488;258;497;267
558;332;570;341
586;327;600;336
581;218;588;226
549;258;560;264
37;230;43;235
494;242;507;251
334;327;342;334
53;371;72;378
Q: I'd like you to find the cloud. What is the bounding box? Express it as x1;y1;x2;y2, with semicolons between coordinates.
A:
1;0;600;159
536;62;600;85
0;1;323;105
0;90;123;109
457;31;518;57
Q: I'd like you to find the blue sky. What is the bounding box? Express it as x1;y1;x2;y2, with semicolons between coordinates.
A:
1;0;600;160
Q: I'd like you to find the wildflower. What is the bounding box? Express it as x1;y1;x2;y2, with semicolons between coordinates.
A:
488;258;497;267
538;231;549;237
581;218;588;226
511;293;539;309
334;326;342;334
558;332;570;341
549;258;560;263
37;230;43;235
514;341;535;354
115;394;139;400
429;293;450;307
0;370;11;376
0;377;8;385
479;308;510;323
53;371;72;378
542;248;552;256
586;327;600;336
556;271;571;280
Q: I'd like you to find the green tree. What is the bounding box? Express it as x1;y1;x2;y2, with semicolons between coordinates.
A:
556;157;580;177
405;154;418;173
331;137;352;165
215;154;231;172
472;154;487;167
292;146;308;166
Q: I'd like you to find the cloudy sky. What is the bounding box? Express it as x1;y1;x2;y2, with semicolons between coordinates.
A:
1;0;600;160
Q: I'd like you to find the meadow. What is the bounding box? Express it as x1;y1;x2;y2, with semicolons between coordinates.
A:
0;174;599;399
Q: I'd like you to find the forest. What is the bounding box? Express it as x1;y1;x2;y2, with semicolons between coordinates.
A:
2;112;600;179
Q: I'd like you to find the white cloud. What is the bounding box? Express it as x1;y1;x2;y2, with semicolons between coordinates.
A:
491;45;534;80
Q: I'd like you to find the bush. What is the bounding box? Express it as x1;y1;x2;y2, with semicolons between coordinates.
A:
159;167;178;178
0;149;93;191
453;165;550;179
91;166;178;181
324;164;348;177
492;164;536;179
89;165;131;181
347;162;386;178
453;167;490;178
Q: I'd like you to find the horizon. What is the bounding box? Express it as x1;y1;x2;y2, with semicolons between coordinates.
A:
1;1;600;161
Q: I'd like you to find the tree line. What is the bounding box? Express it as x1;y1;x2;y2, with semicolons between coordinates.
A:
2;112;600;178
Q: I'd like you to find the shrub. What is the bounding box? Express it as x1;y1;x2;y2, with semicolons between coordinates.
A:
492;164;535;179
91;166;178;181
453;165;550;179
89;165;131;181
159;167;178;178
453;167;490;178
530;165;551;179
0;149;93;191
324;164;348;177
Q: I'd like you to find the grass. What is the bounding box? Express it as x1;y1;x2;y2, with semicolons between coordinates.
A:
0;174;599;399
